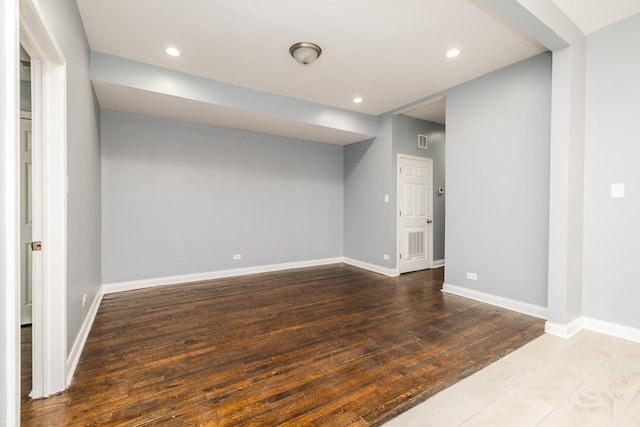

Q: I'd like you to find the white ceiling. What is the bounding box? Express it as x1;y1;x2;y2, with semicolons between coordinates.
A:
76;0;545;116
76;0;639;137
551;0;640;35
401;97;446;125
93;81;372;145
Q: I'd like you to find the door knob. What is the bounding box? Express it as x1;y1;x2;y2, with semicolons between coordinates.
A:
31;241;42;251
427;219;433;224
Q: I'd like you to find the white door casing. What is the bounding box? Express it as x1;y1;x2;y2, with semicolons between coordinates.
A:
21;0;68;398
397;154;433;274
2;0;21;423
20;116;34;325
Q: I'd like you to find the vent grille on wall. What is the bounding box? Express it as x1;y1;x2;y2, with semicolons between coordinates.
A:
418;134;427;150
407;230;425;258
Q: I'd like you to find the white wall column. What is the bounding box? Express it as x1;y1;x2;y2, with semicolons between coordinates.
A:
546;41;586;330
480;0;587;334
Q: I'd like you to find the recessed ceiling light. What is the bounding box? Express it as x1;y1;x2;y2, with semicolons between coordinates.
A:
353;97;363;104
445;48;460;58
166;47;181;57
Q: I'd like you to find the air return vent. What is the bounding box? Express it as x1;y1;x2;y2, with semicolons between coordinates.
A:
407;230;425;258
418;134;427;150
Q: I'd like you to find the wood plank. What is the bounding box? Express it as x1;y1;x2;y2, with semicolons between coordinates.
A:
21;264;543;425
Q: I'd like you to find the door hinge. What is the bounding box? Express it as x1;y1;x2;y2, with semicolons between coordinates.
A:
399;210;402;216
399;253;402;259
399;167;402;174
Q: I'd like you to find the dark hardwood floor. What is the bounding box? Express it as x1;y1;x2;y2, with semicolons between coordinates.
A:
21;264;544;426
21;324;32;400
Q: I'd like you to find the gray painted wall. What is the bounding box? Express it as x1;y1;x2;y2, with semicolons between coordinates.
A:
35;0;102;354
101;110;343;283
343;114;395;268
392;115;446;261
444;53;551;307
582;15;640;328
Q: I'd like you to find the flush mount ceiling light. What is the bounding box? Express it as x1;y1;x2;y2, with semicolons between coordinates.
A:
353;97;363;104
165;47;181;57
445;48;461;58
289;42;322;65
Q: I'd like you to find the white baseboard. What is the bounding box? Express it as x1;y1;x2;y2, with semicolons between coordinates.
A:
582;317;640;344
432;259;445;268
442;282;547;319
101;257;344;294
545;316;640;344
545;317;584;339
342;257;399;277
66;289;103;386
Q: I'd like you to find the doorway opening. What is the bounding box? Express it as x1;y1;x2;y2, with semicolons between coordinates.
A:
19;42;34;401
396;96;446;274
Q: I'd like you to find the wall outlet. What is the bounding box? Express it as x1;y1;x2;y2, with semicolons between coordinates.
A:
466;272;478;281
82;293;87;307
233;254;241;260
384;194;390;203
383;254;390;260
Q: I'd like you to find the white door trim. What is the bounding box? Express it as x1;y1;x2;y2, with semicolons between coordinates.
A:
1;0;21;423
397;154;434;273
20;0;68;398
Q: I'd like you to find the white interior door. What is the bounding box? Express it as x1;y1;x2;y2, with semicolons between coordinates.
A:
398;155;433;274
20;116;33;325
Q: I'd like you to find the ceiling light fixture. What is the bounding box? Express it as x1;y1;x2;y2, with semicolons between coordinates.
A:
166;47;181;57
445;48;460;58
289;42;322;65
353;97;363;104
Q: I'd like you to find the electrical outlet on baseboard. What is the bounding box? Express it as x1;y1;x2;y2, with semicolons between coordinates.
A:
466;272;478;281
233;254;241;260
383;254;390;260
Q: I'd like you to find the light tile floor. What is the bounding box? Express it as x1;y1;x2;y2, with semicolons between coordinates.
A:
384;331;640;427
